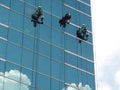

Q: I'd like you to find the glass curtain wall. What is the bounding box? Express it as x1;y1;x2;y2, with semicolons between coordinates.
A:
0;0;95;90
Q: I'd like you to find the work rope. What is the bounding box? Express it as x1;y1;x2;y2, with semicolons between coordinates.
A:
76;1;80;86
50;0;52;90
78;0;83;86
57;0;63;89
2;0;11;90
33;0;38;89
19;1;25;89
62;0;66;89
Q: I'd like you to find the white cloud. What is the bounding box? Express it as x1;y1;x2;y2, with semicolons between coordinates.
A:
95;49;120;90
98;82;112;90
0;69;31;90
114;70;120;89
91;0;120;90
63;83;92;90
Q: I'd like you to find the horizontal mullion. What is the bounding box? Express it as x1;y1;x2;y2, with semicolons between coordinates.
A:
65;62;94;76
77;0;91;7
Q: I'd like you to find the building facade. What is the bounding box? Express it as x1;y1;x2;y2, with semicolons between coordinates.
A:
0;0;95;90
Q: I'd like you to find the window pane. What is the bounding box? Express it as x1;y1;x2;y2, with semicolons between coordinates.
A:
65;52;77;66
51;61;60;79
65;34;77;53
52;29;62;47
0;7;9;25
8;29;22;45
52;1;62;17
23;35;34;50
52;46;62;61
0;27;8;39
39;26;51;42
51;79;60;90
7;43;22;64
0;0;10;7
38;41;50;57
36;74;50;90
0;61;5;72
22;49;33;69
65;66;78;83
24;17;34;36
0;40;7;58
38;56;50;75
21;68;32;85
11;0;24;14
9;12;23;31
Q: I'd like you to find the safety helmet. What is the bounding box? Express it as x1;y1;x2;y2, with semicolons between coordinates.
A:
81;24;86;31
38;6;42;9
82;24;86;26
82;24;86;28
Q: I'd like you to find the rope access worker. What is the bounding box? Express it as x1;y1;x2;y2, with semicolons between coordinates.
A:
81;24;89;40
76;28;83;43
76;24;89;43
59;13;71;28
31;6;44;27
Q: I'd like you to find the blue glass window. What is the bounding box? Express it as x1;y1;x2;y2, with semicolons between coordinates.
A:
65;52;77;66
52;29;62;47
65;66;78;83
25;3;34;18
9;12;23;31
24;17;34;36
7;43;22;65
0;7;9;25
41;0;51;12
8;29;23;45
0;0;10;7
21;68;33;85
51;61;60;79
36;74;50;90
0;40;7;58
81;42;93;60
39;26;51;42
11;0;24;14
78;2;91;15
0;27;8;39
22;49;33;69
65;34;77;53
64;0;77;8
37;56;50;75
23;35;34;50
51;79;60;90
38;41;50;57
44;13;51;26
52;46;64;61
0;61;5;72
52;1;62;17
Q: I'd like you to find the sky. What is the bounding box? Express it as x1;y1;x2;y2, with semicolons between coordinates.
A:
91;0;120;90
